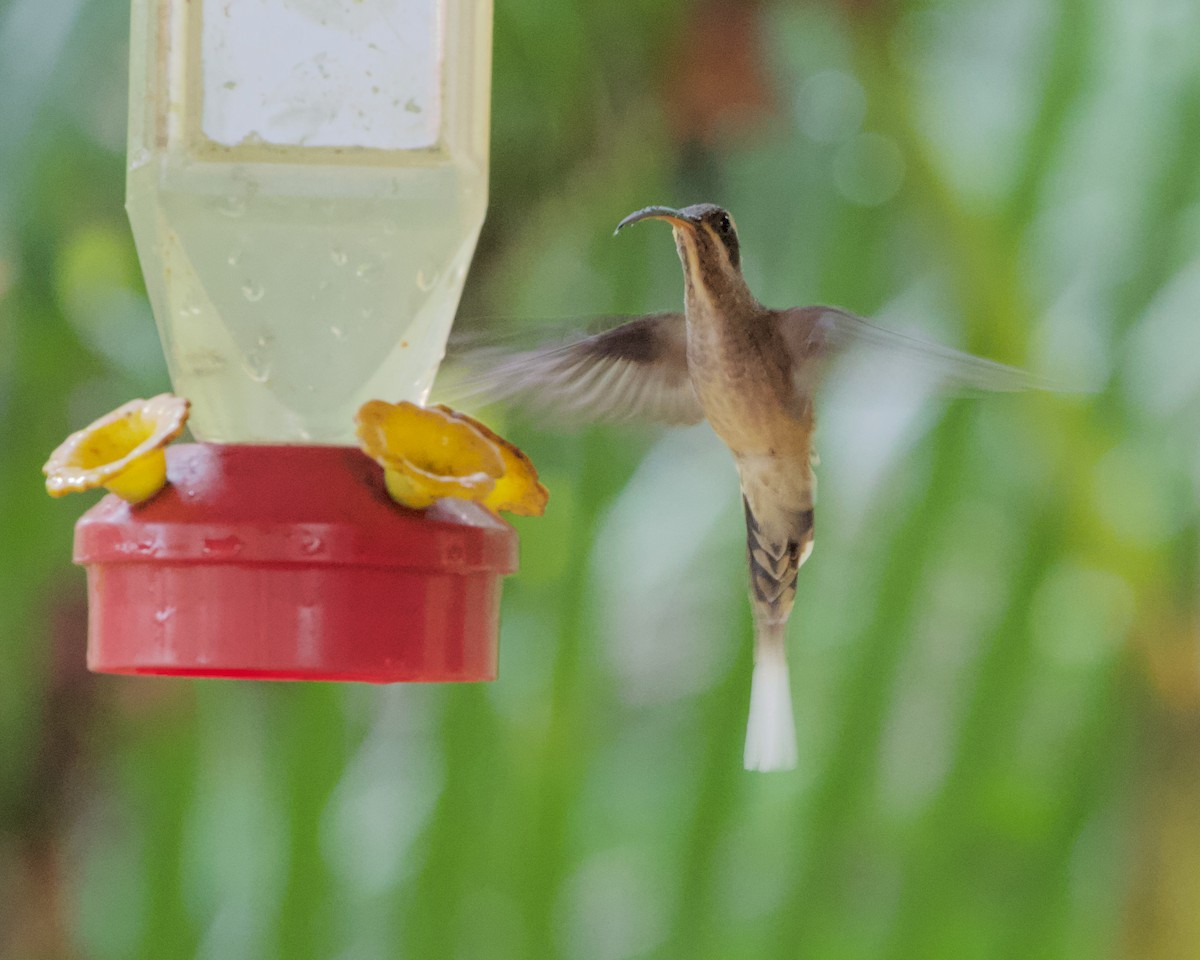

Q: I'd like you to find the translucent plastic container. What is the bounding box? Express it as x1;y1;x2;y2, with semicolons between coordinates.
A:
126;0;492;442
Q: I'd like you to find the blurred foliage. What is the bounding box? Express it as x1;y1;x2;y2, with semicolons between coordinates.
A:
2;0;1200;958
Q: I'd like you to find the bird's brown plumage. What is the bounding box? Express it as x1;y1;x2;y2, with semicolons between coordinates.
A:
445;203;1046;770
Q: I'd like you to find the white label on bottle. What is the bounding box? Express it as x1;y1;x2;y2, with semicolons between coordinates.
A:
199;0;442;151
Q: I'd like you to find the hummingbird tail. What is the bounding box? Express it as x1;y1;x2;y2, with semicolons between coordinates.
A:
743;497;813;625
744;621;798;772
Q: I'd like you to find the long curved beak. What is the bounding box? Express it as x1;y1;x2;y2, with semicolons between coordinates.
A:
614;205;697;236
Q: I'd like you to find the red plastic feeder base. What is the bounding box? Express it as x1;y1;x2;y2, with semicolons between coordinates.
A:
73;444;517;682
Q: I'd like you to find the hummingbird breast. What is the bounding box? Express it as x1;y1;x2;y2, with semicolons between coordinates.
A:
685;302;812;462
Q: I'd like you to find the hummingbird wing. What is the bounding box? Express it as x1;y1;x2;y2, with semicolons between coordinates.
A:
442;312;704;425
777;305;1057;395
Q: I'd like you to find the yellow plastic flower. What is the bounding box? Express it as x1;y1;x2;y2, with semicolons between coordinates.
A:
355;400;548;516
356;400;505;509
432;405;549;517
43;394;190;503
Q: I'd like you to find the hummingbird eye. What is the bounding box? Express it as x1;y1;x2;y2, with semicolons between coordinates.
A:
709;212;741;267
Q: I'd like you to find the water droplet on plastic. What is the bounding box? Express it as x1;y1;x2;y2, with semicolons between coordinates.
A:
154;606;175;624
355;261;377;279
227;249;242;267
417;265;438;291
218;196;246;218
242;282;265;303
300;532;323;555
330;247;348;267
331;325;345;340
243;337;272;382
128;147;151;171
202;535;243;558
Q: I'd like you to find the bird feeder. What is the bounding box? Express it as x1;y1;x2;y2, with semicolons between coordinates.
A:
70;0;513;681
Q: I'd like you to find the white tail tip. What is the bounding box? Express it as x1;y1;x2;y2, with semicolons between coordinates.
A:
743;642;797;772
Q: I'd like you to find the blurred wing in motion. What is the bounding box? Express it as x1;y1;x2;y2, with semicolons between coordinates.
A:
777;305;1058;396
441;312;704;425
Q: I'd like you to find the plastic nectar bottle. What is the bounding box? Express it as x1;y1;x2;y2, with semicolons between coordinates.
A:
125;0;492;442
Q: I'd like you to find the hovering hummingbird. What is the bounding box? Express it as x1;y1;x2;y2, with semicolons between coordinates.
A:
454;203;1045;771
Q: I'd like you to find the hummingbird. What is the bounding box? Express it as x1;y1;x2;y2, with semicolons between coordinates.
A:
454;203;1045;771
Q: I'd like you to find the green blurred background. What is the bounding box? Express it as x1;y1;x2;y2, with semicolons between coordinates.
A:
3;0;1200;957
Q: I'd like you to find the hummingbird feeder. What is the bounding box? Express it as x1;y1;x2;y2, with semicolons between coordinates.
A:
61;0;517;681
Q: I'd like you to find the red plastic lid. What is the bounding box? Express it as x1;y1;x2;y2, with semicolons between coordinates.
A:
74;443;517;682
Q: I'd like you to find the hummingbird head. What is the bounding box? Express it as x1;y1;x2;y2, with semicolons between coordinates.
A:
615;203;752;308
